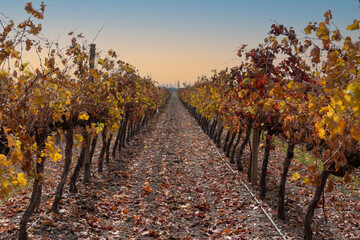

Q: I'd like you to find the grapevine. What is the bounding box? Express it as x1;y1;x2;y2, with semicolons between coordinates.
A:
0;3;169;239
178;10;360;239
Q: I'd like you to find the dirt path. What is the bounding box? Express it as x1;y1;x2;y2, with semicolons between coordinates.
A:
109;93;284;239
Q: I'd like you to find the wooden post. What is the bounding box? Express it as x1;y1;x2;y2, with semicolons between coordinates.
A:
89;44;96;69
88;43;96;83
82;44;96;181
251;128;260;186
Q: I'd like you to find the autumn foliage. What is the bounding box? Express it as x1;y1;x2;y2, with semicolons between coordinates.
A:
0;2;169;239
178;9;359;240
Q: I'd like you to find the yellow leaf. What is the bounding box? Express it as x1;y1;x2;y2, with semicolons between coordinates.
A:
17;173;27;186
19;62;28;71
74;134;84;147
333;114;340;123
45;141;55;155
333;125;342;135
304;24;314;34
40;151;47;158
30;143;37;152
0;154;8;166
347;19;360;31
287;81;294;90
278;102;286;111
7;135;16;147
326;108;334;117
2;180;9;188
344;93;351;103
78;112;89;121
90;69;100;79
52;152;62;162
76;54;84;63
302;177;309;185
0;69;9;78
292;172;300;181
348;82;360;101
33;93;45;105
316;22;329;40
318;128;326;139
308;102;315;110
95;123;104;134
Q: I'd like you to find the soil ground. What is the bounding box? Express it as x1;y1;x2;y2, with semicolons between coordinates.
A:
0;92;359;239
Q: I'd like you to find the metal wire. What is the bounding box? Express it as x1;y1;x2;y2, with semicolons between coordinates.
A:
27;210;48;231
216;150;287;240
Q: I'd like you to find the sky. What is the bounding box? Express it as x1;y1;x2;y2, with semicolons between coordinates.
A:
1;0;360;86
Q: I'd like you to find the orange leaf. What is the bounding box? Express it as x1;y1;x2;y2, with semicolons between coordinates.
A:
351;126;360;140
332;29;341;41
324;10;332;25
344;173;352;184
25;39;33;51
24;2;34;15
310;46;320;63
144;185;152;194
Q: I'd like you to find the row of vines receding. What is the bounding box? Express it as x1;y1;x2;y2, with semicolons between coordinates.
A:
0;2;170;239
177;9;359;240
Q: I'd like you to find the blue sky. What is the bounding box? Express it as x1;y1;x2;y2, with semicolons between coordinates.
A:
2;0;360;85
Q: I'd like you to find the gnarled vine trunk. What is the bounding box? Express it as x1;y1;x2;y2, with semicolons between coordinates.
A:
223;130;231;152
225;131;236;157
229;129;242;164
215;125;224;148
277;141;295;220
89;134;98;163
105;133;113;164
51;127;74;214
98;126;107;173
304;170;330;240
82;129;92;183
112;124;121;158
19;130;48;240
236;125;252;172
259;132;273;199
120;116;128;149
69;144;86;193
209;120;217;139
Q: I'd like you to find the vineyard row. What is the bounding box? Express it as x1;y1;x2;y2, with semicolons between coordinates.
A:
0;3;171;239
177;11;360;240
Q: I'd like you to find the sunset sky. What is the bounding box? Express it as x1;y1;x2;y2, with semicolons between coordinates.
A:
2;0;360;86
